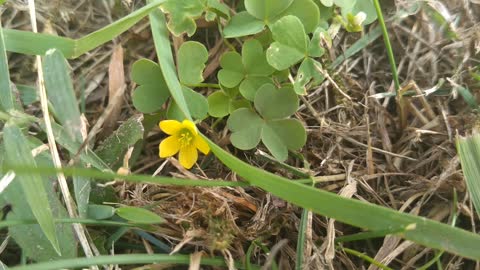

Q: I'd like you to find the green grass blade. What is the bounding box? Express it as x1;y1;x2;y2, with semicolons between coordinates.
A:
329;26;382;70
372;0;401;92
342;247;393;270
3;0;166;59
295;209;309;270
95;115;144;168
206;137;480;260
3;29;74;58
5;165;248;188
0;21;14;111
456;86;479;109
47;122;110;171
73;0;166;58
3;124;61;255
8;254;257;270
73;175;91;218
43;49;82;141
335;225;414;243
456;133;480;218
148;4;192;120
0;218;143;229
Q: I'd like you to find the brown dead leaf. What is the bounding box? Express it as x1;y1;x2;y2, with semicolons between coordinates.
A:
102;45;126;136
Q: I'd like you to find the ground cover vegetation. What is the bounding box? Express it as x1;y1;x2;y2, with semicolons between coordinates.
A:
1;0;480;269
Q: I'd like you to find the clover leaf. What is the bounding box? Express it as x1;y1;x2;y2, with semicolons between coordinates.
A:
227;83;306;161
267;15;325;95
177;41;209;85
217;39;275;100
254;83;298;120
131;59;170;114
161;0;230;37
227;108;264;150
207;86;251;118
267;16;308;70
167;41;209;120
207;91;230;117
224;0;319;38
245;0;293;21
167;86;209;120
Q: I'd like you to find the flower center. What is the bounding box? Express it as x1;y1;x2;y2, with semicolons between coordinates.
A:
178;129;194;148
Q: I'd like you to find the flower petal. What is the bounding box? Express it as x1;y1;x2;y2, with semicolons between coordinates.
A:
181;120;198;135
194;135;210;155
159;120;182;135
179;145;198;169
159;136;180;158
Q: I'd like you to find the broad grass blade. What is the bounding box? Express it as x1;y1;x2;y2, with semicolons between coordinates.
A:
456;132;480;218
3;124;61;255
73;176;91;218
3;29;74;58
206;137;480;260
0;21;14;111
43;49;82;141
148;4;192;120
3;0;166;59
73;0;166;58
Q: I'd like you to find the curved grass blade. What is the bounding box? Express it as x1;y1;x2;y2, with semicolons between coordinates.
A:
8;254;257;270
3;0;166;59
0;21;14;111
3;124;60;255
205;137;480;260
148;3;191;120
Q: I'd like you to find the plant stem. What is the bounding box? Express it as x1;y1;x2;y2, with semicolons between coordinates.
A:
186;82;221;89
372;0;400;93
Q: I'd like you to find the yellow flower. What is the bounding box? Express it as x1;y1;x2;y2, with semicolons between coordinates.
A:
158;119;210;169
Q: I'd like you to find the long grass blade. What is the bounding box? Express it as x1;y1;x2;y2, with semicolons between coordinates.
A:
43;49;82;140
456;133;480;218
0;218;143;229
372;0;400;92
3;124;60;255
5;165;248;188
0;21;14;111
8;254;257;270
206;136;480;260
3;0;166;59
148;3;191;120
329;26;382;70
295;209;309;270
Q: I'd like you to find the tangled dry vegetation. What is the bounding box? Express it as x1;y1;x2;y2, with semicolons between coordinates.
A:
3;0;480;269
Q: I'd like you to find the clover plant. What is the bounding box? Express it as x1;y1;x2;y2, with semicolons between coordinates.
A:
131;0;378;162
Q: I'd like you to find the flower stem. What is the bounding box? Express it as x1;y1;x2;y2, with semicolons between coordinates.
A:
372;0;401;94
